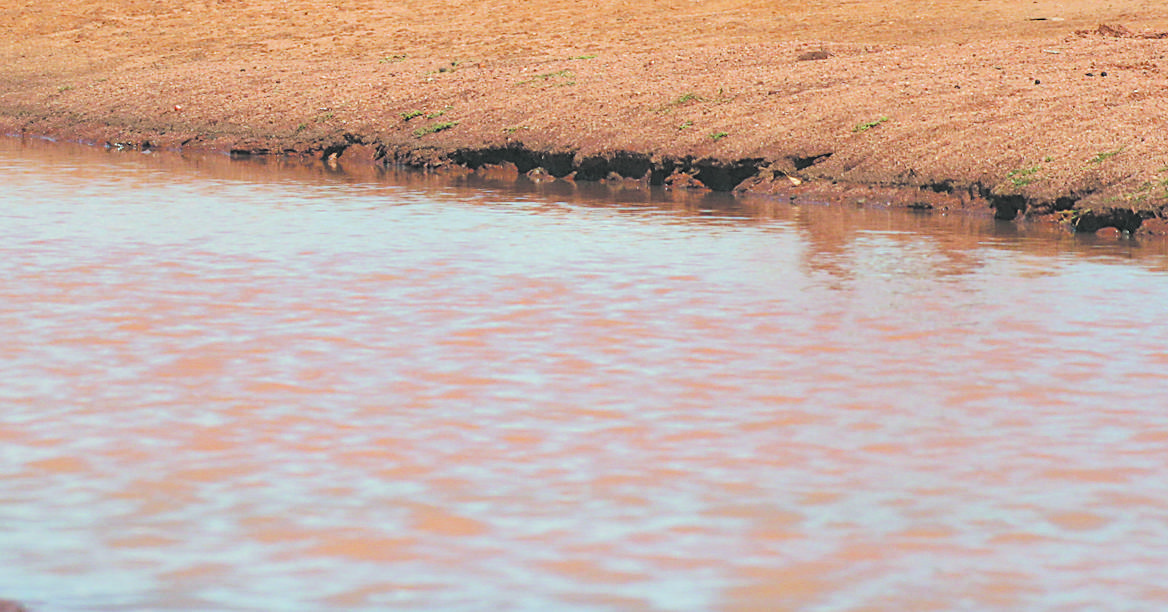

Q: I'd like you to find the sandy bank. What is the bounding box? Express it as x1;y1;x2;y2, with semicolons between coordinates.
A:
3;0;1167;233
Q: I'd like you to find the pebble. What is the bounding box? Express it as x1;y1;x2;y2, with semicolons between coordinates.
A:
1095;226;1122;238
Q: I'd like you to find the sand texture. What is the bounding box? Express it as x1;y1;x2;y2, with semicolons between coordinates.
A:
3;0;1167;232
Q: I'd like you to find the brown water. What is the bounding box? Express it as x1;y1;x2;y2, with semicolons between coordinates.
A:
4;136;1168;611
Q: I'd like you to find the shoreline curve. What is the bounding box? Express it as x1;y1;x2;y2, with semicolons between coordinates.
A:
3;1;1167;234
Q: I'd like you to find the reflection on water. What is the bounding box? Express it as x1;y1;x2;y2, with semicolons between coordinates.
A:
3;136;1168;611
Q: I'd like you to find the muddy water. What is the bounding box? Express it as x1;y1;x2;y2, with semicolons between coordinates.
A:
4;137;1168;611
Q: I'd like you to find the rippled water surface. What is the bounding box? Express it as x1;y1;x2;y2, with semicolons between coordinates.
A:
4;137;1168;611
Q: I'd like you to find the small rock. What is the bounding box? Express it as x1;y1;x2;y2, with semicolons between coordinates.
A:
1094;226;1122;238
475;161;519;181
0;600;28;612
526;167;553;182
663;171;709;191
1136;217;1168;236
602;170;649;189
796;50;832;62
1094;23;1133;38
338;143;379;164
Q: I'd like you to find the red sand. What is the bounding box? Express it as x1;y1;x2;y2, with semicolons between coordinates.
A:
3;0;1167;232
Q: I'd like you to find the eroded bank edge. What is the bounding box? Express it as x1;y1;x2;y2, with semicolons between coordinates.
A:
4;126;1162;236
250;134;1168;236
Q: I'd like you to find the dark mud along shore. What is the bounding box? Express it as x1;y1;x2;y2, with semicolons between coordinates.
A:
2;0;1167;234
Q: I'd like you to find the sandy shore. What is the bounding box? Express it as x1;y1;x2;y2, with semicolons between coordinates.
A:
3;0;1167;233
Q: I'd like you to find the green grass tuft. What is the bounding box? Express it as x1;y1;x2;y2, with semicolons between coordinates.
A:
852;116;889;132
414;121;459;137
519;69;574;85
1006;165;1041;188
1088;147;1126;164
